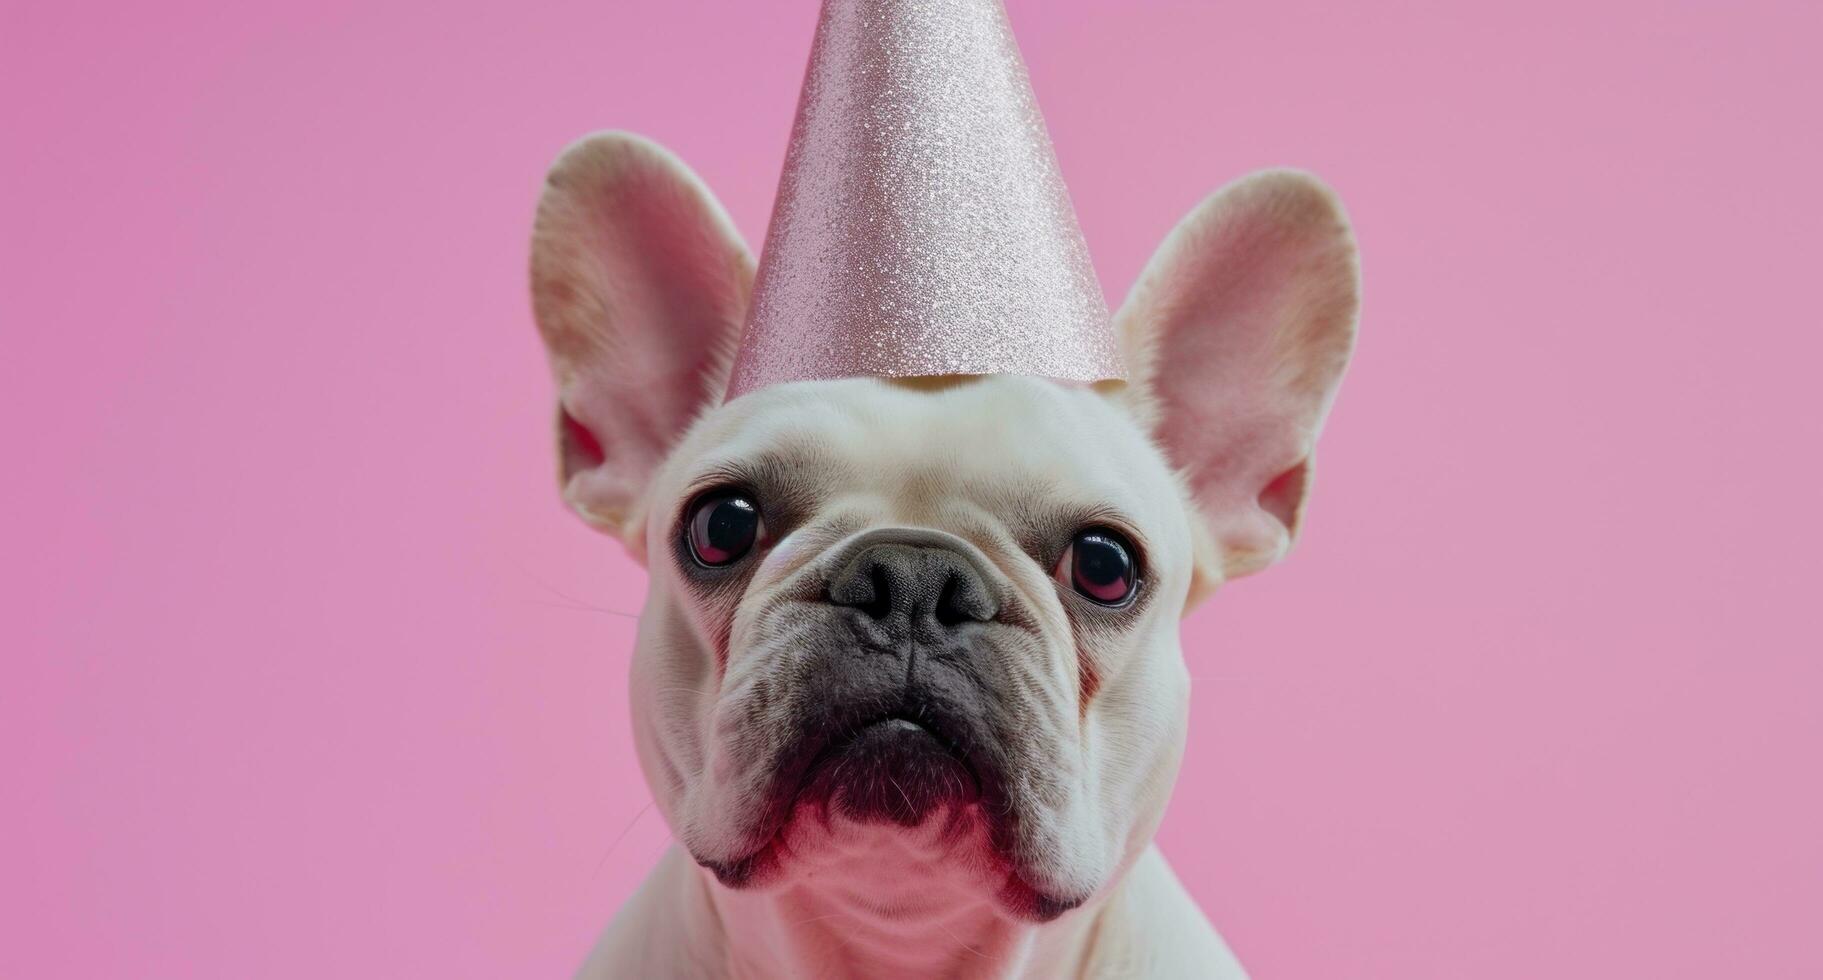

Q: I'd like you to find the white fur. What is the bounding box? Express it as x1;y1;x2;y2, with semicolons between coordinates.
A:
529;132;1358;978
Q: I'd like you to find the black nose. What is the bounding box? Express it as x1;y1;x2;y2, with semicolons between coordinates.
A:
827;544;998;630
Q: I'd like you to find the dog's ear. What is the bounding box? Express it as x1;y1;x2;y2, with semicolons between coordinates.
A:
530;132;754;551
1116;170;1359;595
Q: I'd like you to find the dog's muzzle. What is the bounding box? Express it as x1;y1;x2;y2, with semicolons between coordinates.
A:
795;539;1002;822
699;530;1091;920
712;534;1018;854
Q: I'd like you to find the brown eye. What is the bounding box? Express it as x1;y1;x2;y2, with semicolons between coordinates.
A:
687;492;762;566
1054;528;1138;606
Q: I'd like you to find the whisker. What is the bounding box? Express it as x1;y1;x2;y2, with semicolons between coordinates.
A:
591;798;658;881
889;776;916;814
523;598;640;618
515;562;641;619
935;918;989;960
789;910;855;927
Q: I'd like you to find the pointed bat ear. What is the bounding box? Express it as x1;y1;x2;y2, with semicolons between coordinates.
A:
529;132;754;551
1116;170;1360;595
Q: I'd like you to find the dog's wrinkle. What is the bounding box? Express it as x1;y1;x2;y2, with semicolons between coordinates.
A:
705;563;1096;910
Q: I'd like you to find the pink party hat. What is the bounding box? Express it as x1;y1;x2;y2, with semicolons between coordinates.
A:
724;0;1125;399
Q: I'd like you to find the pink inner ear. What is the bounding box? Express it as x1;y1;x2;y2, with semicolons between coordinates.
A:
567;156;748;431
531;133;756;531
1258;458;1311;534
558;407;606;480
1123;171;1357;573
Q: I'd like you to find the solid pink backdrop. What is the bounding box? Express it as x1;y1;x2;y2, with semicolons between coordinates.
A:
4;1;1819;976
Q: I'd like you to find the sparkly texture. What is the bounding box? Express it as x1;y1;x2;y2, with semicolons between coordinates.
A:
725;0;1125;400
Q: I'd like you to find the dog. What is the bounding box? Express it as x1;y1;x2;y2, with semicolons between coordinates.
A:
529;131;1358;977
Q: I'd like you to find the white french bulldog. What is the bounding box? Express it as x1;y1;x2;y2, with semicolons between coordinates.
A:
529;131;1358;978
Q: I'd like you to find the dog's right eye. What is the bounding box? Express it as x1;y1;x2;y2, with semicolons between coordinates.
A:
686;492;763;566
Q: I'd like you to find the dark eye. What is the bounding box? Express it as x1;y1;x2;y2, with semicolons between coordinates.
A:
1054;528;1138;606
686;492;763;567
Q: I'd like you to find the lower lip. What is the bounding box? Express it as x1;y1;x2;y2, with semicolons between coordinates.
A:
802;716;979;824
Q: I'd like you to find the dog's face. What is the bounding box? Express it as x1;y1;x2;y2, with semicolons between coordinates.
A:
635;375;1198;918
530;133;1357;921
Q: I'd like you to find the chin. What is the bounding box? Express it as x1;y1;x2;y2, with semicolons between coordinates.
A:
692;714;1092;923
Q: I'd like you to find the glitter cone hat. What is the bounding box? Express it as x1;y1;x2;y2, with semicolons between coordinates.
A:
724;0;1125;399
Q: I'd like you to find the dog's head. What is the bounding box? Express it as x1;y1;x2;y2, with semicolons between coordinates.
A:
529;133;1357;921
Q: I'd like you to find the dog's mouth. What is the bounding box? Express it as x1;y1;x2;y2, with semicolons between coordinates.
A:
698;706;987;880
694;704;1091;923
800;713;983;824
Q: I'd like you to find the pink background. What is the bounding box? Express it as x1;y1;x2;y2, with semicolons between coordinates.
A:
5;1;1820;976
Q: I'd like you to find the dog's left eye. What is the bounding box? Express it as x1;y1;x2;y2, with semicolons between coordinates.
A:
1054;528;1138;606
686;491;763;566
